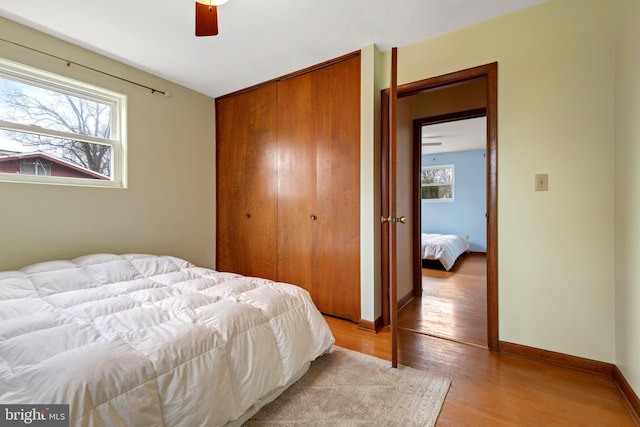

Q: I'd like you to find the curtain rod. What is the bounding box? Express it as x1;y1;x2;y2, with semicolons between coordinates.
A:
0;37;170;97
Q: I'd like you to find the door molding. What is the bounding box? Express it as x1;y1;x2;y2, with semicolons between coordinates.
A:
381;62;499;351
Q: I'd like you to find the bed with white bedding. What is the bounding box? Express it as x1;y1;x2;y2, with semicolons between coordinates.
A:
0;253;334;427
421;233;470;271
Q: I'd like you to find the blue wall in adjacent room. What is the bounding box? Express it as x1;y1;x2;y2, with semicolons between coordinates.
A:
422;149;486;252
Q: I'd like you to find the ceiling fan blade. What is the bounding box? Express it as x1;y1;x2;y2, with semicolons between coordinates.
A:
195;3;219;37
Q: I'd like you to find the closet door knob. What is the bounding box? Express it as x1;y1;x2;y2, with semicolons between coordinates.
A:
245;213;251;218
310;214;317;221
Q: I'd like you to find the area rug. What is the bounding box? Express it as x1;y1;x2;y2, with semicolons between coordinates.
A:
244;346;451;426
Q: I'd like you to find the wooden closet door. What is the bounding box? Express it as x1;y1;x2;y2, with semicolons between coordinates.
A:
278;56;360;321
314;56;361;321
216;84;278;280
277;69;330;294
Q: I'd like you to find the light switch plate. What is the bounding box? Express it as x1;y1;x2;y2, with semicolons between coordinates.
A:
535;173;549;191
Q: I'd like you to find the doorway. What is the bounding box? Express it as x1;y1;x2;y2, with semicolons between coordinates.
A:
381;63;498;351
399;106;488;347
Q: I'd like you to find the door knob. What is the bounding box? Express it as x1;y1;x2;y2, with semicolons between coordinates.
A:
381;215;407;224
310;214;317;221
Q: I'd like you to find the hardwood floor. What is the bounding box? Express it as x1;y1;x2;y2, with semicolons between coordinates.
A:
324;316;638;426
398;252;487;347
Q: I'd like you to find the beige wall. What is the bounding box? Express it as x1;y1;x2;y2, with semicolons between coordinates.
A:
374;0;616;363
614;0;640;396
0;17;216;270
359;44;384;321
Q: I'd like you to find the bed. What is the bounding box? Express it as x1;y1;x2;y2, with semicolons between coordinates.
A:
421;233;470;271
0;253;335;426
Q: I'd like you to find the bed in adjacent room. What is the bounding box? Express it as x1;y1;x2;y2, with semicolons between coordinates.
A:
421;233;470;271
0;253;334;427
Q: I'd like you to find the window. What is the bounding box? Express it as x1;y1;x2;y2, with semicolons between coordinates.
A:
421;165;454;201
20;159;51;176
0;58;127;187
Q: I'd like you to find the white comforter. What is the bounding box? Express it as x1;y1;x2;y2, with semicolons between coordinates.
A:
421;233;470;271
0;254;334;426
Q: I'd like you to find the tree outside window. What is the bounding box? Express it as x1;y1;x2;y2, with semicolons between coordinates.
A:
0;77;112;176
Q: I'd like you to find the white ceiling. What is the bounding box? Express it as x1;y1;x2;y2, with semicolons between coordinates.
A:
0;0;547;99
421;116;486;155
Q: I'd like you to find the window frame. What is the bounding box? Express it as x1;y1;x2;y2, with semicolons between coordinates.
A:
421;164;454;202
0;58;127;188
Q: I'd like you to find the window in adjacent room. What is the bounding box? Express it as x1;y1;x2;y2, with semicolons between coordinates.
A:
421;164;454;201
0;58;127;187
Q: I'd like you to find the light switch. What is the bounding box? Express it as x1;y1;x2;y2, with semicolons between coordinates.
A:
535;174;548;191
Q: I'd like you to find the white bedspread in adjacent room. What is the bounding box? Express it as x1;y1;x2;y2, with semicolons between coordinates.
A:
0;253;334;427
421;233;470;271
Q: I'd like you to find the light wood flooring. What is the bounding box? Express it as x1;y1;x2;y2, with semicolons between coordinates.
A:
330;252;638;424
325;316;638;426
398;252;488;347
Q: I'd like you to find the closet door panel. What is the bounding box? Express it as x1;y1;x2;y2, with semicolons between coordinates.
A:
243;84;279;280
277;71;329;294
216;94;247;274
315;56;361;320
216;84;278;279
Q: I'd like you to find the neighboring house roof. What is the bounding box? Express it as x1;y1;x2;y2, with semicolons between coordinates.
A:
0;151;109;180
0;149;21;157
